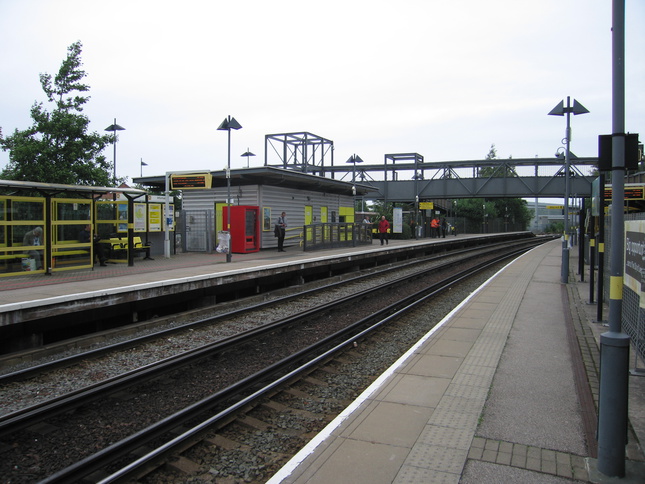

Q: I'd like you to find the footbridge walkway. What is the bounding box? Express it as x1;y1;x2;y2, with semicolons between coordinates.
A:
328;156;598;202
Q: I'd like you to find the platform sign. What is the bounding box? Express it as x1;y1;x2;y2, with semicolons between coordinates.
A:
170;173;212;190
148;204;162;231
393;207;403;233
604;184;645;200
419;202;434;210
546;205;563;210
624;220;645;308
134;203;147;232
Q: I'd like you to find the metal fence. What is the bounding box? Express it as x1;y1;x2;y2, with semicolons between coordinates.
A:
302;223;373;251
177;210;214;253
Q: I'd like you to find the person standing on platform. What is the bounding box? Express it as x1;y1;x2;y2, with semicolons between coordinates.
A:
410;219;417;239
79;224;107;266
430;217;439;238
276;212;287;252
441;218;447;238
378;215;390;245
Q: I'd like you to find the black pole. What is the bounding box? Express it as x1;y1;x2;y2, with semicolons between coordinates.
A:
588;214;595;304
597;172;606;323
578;202;585;281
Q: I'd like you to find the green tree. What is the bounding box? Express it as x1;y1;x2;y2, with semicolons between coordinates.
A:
478;143;515;178
0;41;115;186
493;198;533;229
473;144;533;230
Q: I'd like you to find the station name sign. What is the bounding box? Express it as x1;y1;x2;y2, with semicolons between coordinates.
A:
170;173;212;190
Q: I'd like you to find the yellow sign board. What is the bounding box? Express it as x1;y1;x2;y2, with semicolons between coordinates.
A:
546;205;563;210
419;202;434;210
170;173;212;189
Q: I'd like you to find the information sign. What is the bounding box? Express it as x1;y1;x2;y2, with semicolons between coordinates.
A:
170;173;212;189
604;184;644;200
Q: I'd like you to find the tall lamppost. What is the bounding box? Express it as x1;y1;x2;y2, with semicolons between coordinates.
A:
597;1;629;477
241;149;255;168
104;119;125;182
548;96;589;283
346;154;364;195
412;172;423;233
217;115;242;263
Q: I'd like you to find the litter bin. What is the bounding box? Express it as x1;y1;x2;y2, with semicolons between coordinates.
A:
216;231;230;254
22;258;36;271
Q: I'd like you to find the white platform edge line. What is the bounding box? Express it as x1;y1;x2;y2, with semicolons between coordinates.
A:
0;246;400;312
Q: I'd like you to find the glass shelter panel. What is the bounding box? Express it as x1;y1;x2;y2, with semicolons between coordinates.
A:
51;199;93;271
0;196;46;276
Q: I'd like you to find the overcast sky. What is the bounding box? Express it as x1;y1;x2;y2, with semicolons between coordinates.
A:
1;0;643;185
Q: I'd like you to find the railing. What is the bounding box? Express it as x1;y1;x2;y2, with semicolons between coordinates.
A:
302;223;373;251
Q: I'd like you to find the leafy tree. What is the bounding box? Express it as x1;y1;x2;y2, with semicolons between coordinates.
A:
493;198;533;229
0;41;115;186
478;143;516;178
454;145;533;231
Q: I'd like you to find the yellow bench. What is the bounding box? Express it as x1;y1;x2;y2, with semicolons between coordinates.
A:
103;236;153;261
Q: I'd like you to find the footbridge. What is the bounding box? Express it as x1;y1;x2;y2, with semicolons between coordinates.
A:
263;133;598;202
330;155;598;202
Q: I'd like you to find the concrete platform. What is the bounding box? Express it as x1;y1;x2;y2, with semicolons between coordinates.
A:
0;234;517;328
267;240;645;484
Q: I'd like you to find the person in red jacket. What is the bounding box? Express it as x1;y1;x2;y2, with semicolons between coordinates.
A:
378;216;390;246
431;217;440;238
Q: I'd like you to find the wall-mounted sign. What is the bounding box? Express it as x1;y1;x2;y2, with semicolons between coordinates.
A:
419;202;434;210
170;173;212;189
604;184;645;200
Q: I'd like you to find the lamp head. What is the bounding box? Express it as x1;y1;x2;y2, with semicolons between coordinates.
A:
218;116;242;131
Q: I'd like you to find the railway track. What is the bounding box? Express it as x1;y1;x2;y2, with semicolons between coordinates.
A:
0;238;542;381
0;237;550;483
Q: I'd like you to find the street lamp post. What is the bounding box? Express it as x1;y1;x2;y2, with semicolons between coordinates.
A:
217;116;242;263
597;1;630;477
346;153;364;199
104;119;125;182
241;149;255;168
548;96;589;283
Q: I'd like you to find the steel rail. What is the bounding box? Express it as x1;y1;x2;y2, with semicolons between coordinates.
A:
0;238;527;384
43;244;537;484
0;239;544;439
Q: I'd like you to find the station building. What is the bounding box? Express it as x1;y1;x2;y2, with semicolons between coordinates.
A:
135;165;373;254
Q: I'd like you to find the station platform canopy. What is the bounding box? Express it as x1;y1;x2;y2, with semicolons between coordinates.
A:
135;166;373;197
0;179;147;199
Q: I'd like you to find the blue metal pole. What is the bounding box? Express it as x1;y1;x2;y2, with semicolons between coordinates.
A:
597;0;630;477
226;119;232;263
562;98;572;283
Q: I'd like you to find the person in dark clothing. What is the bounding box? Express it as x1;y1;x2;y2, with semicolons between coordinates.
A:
79;224;107;266
441;218;447;238
410;219;417;239
276;212;287;252
22;226;43;270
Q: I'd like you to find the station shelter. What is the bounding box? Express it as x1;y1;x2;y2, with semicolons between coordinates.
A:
0;180;160;277
135;166;373;253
